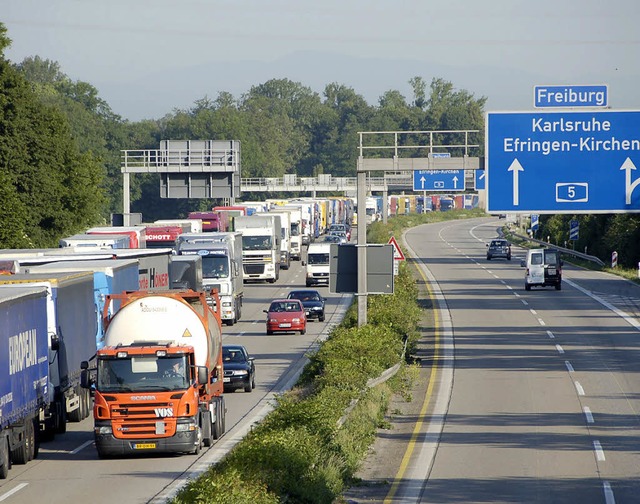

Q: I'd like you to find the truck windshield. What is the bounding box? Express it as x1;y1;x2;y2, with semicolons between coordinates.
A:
202;256;229;279
96;355;189;392
242;235;271;250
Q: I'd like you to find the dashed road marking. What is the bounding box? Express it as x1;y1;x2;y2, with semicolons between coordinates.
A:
574;381;585;396
593;440;606;461
0;483;28;502
583;406;594;424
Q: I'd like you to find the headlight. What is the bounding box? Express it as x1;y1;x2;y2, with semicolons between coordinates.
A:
176;417;198;432
95;425;112;435
232;370;248;376
292;318;301;323
222;301;232;307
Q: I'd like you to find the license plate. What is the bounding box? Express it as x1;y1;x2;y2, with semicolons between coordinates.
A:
223;377;231;382
133;443;156;450
548;268;556;275
279;323;291;328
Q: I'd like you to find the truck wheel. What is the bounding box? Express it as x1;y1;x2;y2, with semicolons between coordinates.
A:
201;411;213;447
525;283;531;291
32;419;40;459
26;419;35;461
0;438;10;479
213;398;225;440
55;399;67;434
11;430;29;465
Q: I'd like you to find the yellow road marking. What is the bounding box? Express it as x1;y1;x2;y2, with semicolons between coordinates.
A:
384;259;441;503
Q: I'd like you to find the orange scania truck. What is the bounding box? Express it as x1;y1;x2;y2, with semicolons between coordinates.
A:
81;290;225;458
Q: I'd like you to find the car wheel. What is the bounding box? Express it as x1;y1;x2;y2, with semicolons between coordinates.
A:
319;314;325;322
300;328;306;335
244;379;252;393
486;255;491;260
555;282;562;291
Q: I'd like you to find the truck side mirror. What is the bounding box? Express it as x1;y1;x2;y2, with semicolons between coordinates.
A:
80;369;92;389
301;260;306;266
50;333;60;351
520;260;526;267
197;366;209;385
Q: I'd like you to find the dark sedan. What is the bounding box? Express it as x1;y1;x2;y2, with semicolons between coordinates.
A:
222;345;255;393
287;289;326;322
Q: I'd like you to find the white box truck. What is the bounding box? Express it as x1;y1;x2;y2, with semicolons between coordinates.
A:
303;242;331;287
234;215;281;283
177;232;244;324
268;209;292;269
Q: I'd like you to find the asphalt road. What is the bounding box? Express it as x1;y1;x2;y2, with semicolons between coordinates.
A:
348;217;640;504
0;254;352;504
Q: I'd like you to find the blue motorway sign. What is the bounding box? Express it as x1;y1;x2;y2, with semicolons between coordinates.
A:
570;219;579;240
486;110;640;214
531;214;539;231
475;170;486;190
534;85;608;108
413;169;465;192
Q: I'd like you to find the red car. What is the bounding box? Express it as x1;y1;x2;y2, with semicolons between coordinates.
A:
264;299;307;335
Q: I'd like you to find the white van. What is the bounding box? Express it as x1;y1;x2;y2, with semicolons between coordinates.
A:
303;243;331;287
522;248;562;291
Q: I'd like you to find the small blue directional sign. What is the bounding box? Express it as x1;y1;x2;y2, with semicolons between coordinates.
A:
475;170;486;190
487;110;640;214
531;214;539;231
534;85;608;108
570;219;579;240
413;169;465;192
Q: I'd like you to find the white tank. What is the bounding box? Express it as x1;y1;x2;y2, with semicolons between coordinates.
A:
103;294;219;367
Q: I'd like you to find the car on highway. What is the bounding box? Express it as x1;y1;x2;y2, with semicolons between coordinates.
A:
264;299;307;335
287;289;326;322
323;233;346;244
328;223;351;240
222;344;255;393
328;230;349;242
486;239;511;260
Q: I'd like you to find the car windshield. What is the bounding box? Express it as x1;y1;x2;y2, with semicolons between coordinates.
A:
491;241;505;247
544;250;559;264
531;252;543;265
223;348;246;363
269;301;301;312
289;292;319;302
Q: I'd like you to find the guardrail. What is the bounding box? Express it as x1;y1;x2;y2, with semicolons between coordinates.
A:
507;230;606;267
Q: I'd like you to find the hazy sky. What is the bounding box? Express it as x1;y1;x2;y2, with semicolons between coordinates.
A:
3;0;638;121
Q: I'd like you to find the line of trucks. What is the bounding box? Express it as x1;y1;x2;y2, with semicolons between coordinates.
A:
0;202;350;477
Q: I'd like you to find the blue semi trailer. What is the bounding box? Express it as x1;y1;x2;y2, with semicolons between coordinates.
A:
0;286;49;479
0;272;96;432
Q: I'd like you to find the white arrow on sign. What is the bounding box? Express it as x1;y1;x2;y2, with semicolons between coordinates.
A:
452;176;458;188
621;157;640;205
479;172;486;180
508;158;524;206
420;176;426;189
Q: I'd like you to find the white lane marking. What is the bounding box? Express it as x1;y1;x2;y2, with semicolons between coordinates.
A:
575;381;585;396
69;439;94;454
583;406;594;424
513;292;520;297
236;331;245;337
530;308;538;315
492;274;499;279
252;320;258;324
555;344;565;355
565;361;575;372
521;299;528;306
0;483;28;502
506;285;513;290
565;278;640;332
538;318;546;326
603;482;616;504
547;330;555;339
593;440;606;461
500;280;506;285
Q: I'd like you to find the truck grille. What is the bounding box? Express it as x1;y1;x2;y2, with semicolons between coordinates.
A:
244;264;265;275
110;401;176;438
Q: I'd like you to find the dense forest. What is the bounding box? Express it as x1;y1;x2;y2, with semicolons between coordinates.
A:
1;23;638;267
